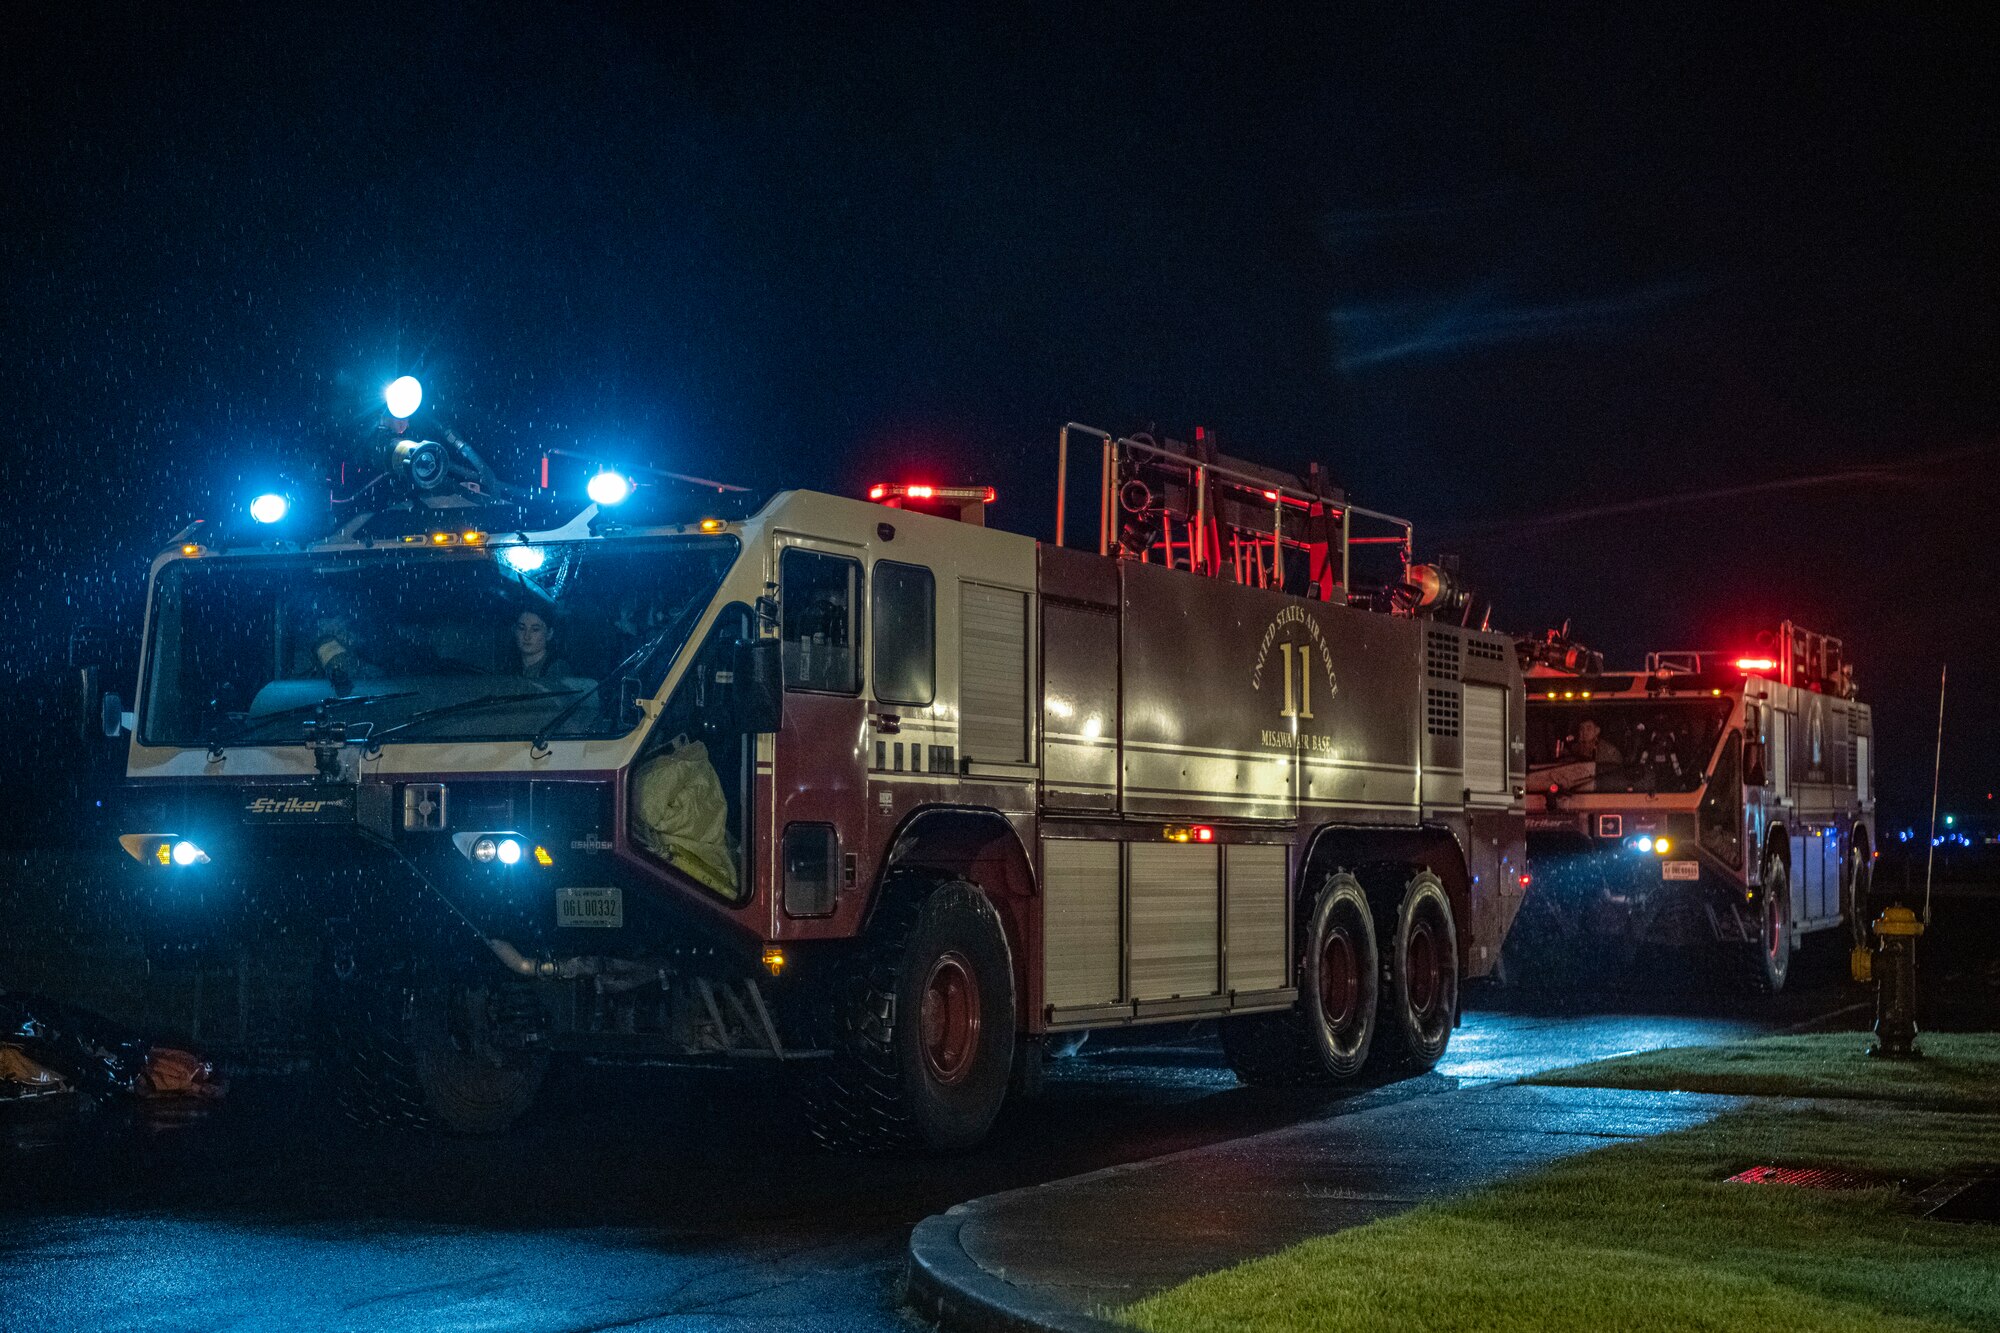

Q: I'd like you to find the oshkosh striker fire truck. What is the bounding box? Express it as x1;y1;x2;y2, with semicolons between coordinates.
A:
112;393;1528;1149
1521;625;1874;991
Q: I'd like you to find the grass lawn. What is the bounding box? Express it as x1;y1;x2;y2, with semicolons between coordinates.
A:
1526;1031;2000;1112
1121;1038;2000;1333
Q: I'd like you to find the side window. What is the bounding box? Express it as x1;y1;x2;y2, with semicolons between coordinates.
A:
871;561;935;707
780;549;860;693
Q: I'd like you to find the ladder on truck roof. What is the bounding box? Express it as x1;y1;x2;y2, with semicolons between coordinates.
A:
1053;423;1414;609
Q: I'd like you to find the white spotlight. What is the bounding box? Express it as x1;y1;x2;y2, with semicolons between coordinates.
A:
587;470;632;506
385;375;424;419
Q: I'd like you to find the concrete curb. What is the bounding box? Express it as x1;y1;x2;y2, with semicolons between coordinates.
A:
906;1206;1128;1333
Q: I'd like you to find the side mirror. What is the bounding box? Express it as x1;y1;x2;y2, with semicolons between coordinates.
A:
101;691;129;739
1743;738;1767;788
727;638;785;734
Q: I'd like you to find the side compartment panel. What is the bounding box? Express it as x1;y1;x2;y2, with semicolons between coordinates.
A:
1223;843;1288;994
1040;603;1120;811
1128;842;1220;1001
1042;838;1122;1009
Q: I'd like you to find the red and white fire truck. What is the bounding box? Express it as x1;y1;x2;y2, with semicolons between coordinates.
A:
110;391;1528;1150
1522;625;1875;991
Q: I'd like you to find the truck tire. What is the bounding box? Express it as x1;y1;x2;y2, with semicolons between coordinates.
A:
319;968;547;1134
1220;872;1378;1086
1371;870;1457;1071
1844;835;1872;950
1740;855;1792;994
803;878;1017;1154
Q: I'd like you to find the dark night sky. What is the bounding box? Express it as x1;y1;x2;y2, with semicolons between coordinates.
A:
3;4;1994;828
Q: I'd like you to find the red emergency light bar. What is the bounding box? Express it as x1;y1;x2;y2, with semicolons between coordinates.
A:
869;483;995;503
1735;657;1778;673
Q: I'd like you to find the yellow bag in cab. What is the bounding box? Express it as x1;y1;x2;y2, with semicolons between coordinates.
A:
630;739;740;899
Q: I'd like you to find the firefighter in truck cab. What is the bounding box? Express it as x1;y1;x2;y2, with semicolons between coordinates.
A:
105;382;1531;1150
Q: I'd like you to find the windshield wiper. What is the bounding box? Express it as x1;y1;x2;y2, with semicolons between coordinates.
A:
208;691;416;758
531;604;702;752
363;689;581;751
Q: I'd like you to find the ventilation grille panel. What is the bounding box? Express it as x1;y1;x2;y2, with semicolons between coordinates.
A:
1425;686;1461;738
1425;630;1461;681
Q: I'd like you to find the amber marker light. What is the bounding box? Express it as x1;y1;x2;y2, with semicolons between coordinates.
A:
698;518;725;533
180;543;203;557
533;845;554;867
462;530;486;545
762;947;786;976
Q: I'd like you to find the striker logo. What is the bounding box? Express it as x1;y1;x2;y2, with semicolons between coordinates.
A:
246;796;344;815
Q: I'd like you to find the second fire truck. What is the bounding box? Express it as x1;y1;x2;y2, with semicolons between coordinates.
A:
110;394;1529;1150
1521;625;1875;991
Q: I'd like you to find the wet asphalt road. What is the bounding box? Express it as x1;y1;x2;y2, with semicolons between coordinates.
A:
0;973;1859;1333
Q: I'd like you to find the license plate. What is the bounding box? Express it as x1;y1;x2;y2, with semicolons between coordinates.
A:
1662;861;1700;881
557;886;623;928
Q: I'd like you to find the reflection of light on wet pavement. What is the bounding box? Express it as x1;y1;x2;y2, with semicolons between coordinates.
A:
1438;1011;1772;1083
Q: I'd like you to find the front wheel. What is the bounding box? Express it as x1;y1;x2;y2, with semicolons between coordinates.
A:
803;879;1017;1154
1221;872;1379;1086
1372;870;1458;1071
1740;855;1793;994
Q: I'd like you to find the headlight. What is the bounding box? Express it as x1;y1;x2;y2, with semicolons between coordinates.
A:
454;831;540;866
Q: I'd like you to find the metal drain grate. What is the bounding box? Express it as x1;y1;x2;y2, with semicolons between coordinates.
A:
1725;1166;1888;1190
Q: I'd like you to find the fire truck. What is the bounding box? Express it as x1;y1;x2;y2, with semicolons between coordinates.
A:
107;384;1528;1150
1521;625;1875;992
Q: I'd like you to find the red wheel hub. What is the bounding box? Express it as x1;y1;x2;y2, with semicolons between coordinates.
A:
920;951;981;1086
1406;919;1441;1017
1318;927;1359;1029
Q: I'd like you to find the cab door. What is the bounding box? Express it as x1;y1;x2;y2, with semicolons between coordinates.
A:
768;539;869;932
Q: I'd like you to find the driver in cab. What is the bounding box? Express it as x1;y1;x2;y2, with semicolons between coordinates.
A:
1565;718;1624;767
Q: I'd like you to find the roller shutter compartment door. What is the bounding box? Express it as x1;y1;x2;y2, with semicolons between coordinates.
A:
1224;844;1288;994
1042;839;1122;1009
1128;843;1220;1001
959;583;1029;764
1463;683;1508;796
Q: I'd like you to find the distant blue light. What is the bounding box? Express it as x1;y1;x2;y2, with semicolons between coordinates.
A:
249;493;289;524
587;470;632;506
502;545;547;573
385;375;423;419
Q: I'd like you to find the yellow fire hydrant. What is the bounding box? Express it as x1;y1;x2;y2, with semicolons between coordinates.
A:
1867;905;1924;1060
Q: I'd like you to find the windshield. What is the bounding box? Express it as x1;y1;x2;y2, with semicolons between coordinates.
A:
1526;698;1731;795
140;537;739;747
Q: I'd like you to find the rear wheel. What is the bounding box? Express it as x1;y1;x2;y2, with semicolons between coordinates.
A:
1220;872;1378;1086
803;878;1017;1154
1372;871;1458;1071
1740;854;1793;993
